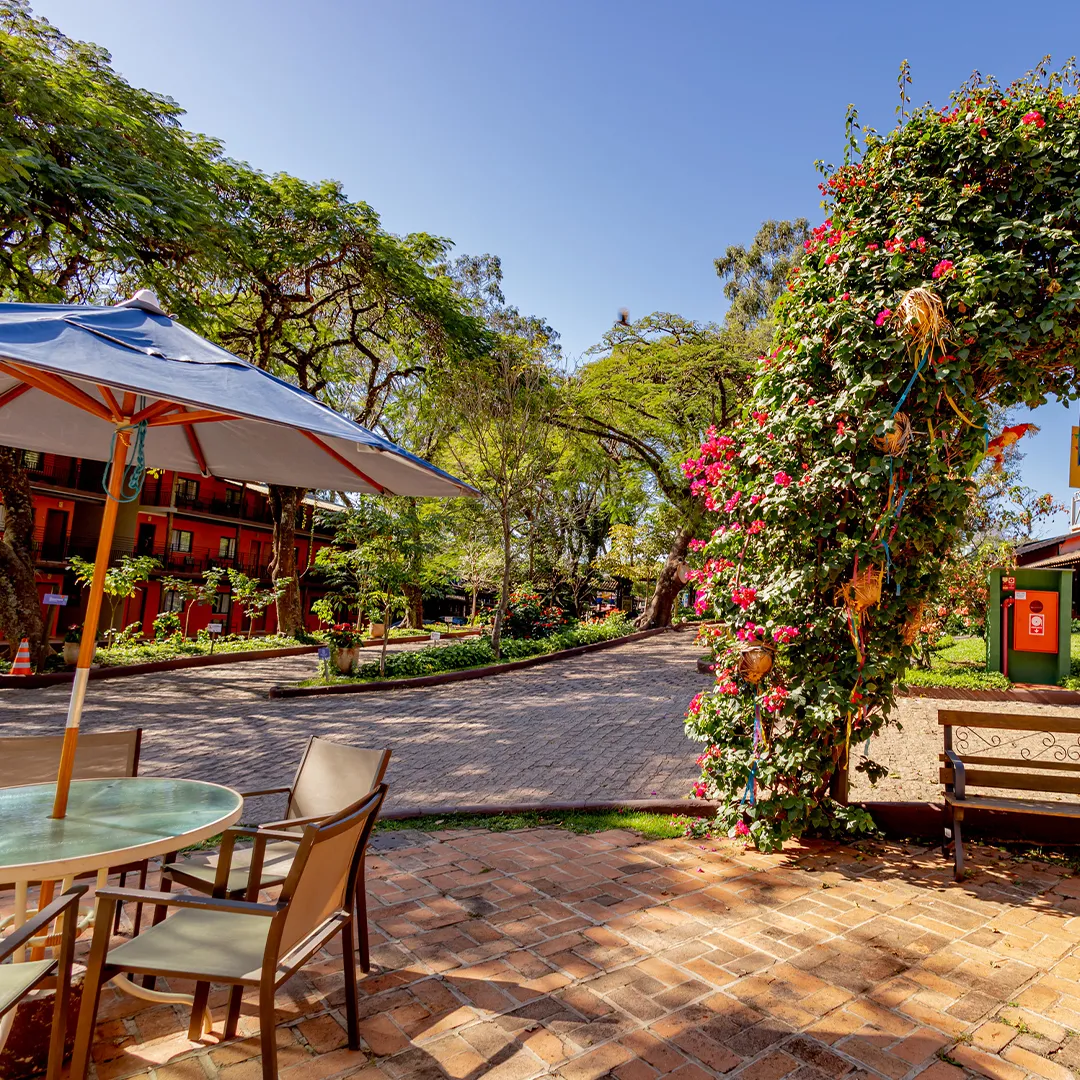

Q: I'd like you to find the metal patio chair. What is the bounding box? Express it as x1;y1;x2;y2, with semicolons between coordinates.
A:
70;785;387;1080
0;885;87;1080
157;738;390;972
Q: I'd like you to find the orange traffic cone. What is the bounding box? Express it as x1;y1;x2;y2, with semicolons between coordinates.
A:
10;638;32;675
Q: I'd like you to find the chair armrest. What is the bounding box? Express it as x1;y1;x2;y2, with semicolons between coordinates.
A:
239;786;292;799
945;749;966;799
213;827;304;898
95;886;282;917
0;885;88;962
258;813;325;830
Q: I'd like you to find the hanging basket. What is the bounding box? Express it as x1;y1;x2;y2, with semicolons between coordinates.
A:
872;411;912;457
737;641;775;684
840;565;883;612
897;287;950;356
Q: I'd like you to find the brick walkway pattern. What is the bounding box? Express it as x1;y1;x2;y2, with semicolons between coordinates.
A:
71;829;1080;1080
0;634;710;816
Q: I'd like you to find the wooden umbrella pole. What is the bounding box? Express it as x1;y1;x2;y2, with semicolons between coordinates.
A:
51;429;132;819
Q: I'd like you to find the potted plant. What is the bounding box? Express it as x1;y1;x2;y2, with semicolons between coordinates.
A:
367;607;386;639
62;624;96;666
326;623;362;674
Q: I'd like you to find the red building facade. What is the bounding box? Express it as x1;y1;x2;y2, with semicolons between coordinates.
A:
7;450;336;640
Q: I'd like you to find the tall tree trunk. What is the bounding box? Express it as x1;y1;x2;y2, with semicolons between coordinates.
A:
379;602;391;675
0;450;46;670
402;582;424;628
470;585;478;623
267;484;304;636
490;514;512;657
634;525;692;630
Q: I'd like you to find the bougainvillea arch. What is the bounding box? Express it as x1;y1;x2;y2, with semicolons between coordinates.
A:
686;65;1080;850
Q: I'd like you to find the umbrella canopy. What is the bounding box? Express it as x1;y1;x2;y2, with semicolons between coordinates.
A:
0;294;475;496
0;293;476;818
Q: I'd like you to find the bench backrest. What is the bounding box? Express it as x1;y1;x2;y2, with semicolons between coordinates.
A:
939;710;1080;797
0;729;142;787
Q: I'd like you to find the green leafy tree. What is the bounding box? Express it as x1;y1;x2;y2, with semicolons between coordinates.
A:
159;566;228;638
715;219;810;332
686;63;1080;850
226;568;292;638
68;554;159;640
561;313;752;629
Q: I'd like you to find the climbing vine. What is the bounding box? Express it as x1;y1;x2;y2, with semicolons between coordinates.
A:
685;63;1080;851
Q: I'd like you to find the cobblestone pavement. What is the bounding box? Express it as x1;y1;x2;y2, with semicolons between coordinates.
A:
42;829;1080;1080
0;633;710;817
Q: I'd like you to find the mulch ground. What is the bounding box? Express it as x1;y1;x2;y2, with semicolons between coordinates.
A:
13;824;1080;1080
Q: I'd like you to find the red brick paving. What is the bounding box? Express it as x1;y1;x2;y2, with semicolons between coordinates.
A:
11;827;1080;1079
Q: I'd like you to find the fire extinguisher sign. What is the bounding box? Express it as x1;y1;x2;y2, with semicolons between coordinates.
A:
1029;613;1045;636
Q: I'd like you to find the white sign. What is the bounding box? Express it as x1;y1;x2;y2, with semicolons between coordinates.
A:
1072;491;1080;533
207;622;222;634
42;594;68;606
1030;613;1045;636
430;631;441;643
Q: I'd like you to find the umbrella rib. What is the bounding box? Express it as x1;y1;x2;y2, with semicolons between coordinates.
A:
300;430;389;494
130;399;183;424
183;423;210;476
0;382;30;411
0;361;114;422
96;384;124;422
147;409;237;427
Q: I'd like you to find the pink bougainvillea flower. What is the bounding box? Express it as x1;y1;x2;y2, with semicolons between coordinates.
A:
747;519;765;535
866;242;879;251
734;821;750;837
837;420;847;435
749;493;763;505
1021;110;1046;128
772;625;799;644
931;259;954;279
874;308;892;327
687;537;707;552
824;253;839;265
773;471;792;487
731;585;757;610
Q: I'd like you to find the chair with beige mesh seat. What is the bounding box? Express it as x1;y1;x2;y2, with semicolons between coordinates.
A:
158;738;390;971
70;785;387;1080
0;886;87;1080
0;730;146;933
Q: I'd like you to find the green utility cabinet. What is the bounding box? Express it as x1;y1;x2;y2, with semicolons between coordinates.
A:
987;568;1072;684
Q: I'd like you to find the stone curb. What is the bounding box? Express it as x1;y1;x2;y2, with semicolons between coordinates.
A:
0;644;321;689
901;684;1080;705
381;797;721;821
269;626;681;699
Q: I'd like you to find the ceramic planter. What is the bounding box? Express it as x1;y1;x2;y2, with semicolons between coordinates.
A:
369;622;385;639
62;641;96;666
334;646;360;674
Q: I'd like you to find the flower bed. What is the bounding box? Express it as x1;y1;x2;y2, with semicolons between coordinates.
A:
302;613;636;685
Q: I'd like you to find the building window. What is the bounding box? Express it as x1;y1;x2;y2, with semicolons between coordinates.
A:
161;590;184;614
21;450;42;470
224;488;241;510
211;592;231;615
218;536;236;559
174;477;199;505
170;529;193;553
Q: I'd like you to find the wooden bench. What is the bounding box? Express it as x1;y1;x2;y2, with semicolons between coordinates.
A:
940;709;1080;881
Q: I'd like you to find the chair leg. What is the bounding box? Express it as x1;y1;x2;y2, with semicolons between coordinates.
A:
259;978;278;1080
45;897;79;1080
224;985;244;1039
70;902;115;1080
143;870;174;989
354;873;371;974
188;981;212;1041
114;871;127;933
130;860;149;937
953;810;965;882
341;922;360;1051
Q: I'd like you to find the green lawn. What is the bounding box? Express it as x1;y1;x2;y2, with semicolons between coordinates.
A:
375;808;690;840
903;633;1080;691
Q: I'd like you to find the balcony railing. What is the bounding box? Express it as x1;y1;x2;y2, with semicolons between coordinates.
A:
139;486;276;524
25;457;107;495
25;526;271;579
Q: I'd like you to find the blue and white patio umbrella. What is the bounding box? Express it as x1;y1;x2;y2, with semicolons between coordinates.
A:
0;291;476;816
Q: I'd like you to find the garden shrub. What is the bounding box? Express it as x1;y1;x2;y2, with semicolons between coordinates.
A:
152;611;182;641
503;590;569;639
685;65;1080;851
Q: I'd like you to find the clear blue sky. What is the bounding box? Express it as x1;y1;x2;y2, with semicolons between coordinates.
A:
30;0;1080;535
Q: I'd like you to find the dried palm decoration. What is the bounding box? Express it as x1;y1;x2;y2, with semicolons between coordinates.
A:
737;641;775;684
902;602;925;645
896;287;950;359
872;411;913;456
839;565;883;612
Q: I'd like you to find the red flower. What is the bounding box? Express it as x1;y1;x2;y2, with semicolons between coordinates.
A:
837;421;846;435
824;253;839;265
875;308;892;327
773;471;792;487
931;259;955;280
1021;110;1046;128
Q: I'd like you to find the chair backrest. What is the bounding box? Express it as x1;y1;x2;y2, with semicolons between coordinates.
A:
271;784;386;957
0;729;141;788
286;738;390;822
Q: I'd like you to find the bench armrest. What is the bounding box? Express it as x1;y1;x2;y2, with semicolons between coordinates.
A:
945;749;966;799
